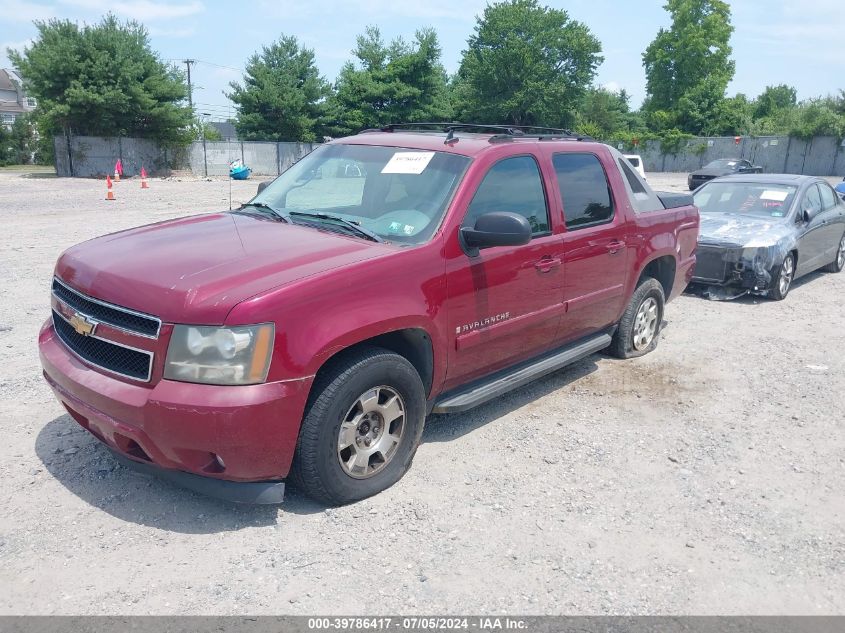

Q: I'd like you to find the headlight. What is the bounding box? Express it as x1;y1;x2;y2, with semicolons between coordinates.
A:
164;324;274;385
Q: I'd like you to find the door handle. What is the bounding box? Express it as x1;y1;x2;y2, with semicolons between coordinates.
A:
534;257;561;273
607;240;626;255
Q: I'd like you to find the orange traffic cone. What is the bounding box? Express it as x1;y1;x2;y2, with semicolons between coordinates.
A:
140;166;149;189
105;174;115;200
114;159;122;182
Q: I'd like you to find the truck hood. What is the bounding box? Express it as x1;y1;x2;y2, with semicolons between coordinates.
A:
55;212;394;324
698;213;793;248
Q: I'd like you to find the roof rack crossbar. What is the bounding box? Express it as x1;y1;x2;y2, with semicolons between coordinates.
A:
361;122;593;142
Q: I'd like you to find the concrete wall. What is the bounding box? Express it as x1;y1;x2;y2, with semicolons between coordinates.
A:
53;135;172;177
56;135;845;178
56;136;317;178
622;135;845;176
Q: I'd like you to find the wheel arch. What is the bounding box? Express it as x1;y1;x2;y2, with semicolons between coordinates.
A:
310;328;435;400
637;254;676;299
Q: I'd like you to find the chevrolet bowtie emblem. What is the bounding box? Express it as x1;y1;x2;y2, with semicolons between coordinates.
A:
69;312;97;337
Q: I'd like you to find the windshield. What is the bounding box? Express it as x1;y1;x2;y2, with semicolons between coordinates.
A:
249;144;471;244
694;182;797;219
704;159;739;169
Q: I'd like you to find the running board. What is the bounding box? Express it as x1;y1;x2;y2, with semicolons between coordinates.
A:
432;332;612;414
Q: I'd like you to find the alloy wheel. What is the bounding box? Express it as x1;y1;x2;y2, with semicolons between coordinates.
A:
632;296;659;351
337;386;406;479
779;256;794;296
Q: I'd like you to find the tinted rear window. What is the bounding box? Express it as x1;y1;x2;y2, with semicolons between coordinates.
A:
553;153;614;229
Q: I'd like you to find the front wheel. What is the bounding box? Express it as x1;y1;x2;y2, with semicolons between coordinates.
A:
289;347;426;505
607;277;665;359
769;253;795;300
822;233;845;273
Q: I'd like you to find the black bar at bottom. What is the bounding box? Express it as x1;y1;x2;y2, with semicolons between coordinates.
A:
110;450;286;505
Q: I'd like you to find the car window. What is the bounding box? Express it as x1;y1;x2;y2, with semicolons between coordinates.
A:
464;156;549;235
553;153;614;229
818;183;837;210
253;144;470;244
803;185;822;213
695;182;796;218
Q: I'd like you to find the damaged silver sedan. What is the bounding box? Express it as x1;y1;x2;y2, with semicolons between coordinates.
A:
691;174;845;300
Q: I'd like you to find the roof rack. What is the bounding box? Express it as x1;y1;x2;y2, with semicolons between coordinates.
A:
361;122;593;144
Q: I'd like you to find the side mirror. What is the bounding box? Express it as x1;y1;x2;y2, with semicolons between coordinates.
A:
257;180;273;195
802;207;819;223
460;212;532;254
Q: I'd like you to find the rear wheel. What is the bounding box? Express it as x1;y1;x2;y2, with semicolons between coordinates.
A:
608;277;665;359
822;233;845;273
289;347;426;505
769;253;795;300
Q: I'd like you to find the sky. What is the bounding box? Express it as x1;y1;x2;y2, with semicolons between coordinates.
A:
1;0;843;120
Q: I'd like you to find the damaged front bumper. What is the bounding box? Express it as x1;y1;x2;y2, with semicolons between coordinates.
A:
691;243;779;295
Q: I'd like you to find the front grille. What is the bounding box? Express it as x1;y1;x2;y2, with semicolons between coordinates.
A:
52;310;152;381
52;278;160;338
693;246;730;283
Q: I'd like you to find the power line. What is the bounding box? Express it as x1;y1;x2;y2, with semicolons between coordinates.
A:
194;59;243;73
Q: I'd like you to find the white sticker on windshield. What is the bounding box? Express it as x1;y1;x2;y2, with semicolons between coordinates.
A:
761;189;788;201
381;152;435;174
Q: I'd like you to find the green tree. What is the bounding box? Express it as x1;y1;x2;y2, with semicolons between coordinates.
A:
788;99;845;139
453;0;602;127
228;35;330;142
643;0;734;128
753;84;797;120
9;15;192;143
325;26;452;136
575;87;641;139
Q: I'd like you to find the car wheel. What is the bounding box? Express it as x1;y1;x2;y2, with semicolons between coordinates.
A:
607;277;665;359
822;233;845;273
289;347;426;505
769;253;795;300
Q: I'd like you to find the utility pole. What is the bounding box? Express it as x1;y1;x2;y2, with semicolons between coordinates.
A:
182;59;195;111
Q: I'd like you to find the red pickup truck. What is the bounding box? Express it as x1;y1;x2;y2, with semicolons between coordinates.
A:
39;124;699;505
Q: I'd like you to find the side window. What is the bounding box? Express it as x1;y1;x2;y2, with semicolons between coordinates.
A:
803;185;822;213
819;183;836;210
464;156;549;235
553;153;614;229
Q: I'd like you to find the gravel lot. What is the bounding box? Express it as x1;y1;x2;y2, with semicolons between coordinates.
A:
0;170;843;615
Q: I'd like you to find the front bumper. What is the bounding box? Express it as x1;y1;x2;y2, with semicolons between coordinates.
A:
688;175;715;190
39;319;312;502
691;244;775;292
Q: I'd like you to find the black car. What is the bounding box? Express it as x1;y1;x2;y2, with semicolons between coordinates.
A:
688;158;763;190
690;174;845;300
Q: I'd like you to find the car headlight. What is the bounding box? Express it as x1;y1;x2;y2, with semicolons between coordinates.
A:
164;324;274;385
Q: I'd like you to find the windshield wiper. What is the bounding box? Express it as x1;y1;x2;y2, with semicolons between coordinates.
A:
289;211;384;243
235;201;290;223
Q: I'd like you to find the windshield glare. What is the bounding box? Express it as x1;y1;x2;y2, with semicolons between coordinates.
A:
250;144;470;244
705;159;739;169
694;182;797;218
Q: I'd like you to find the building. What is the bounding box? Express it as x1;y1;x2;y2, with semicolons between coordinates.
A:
210;121;237;141
0;69;36;128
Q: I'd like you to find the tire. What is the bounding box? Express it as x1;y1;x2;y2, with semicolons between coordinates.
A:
289;347;426;505
768;253;795;301
822;232;845;273
607;277;665;359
